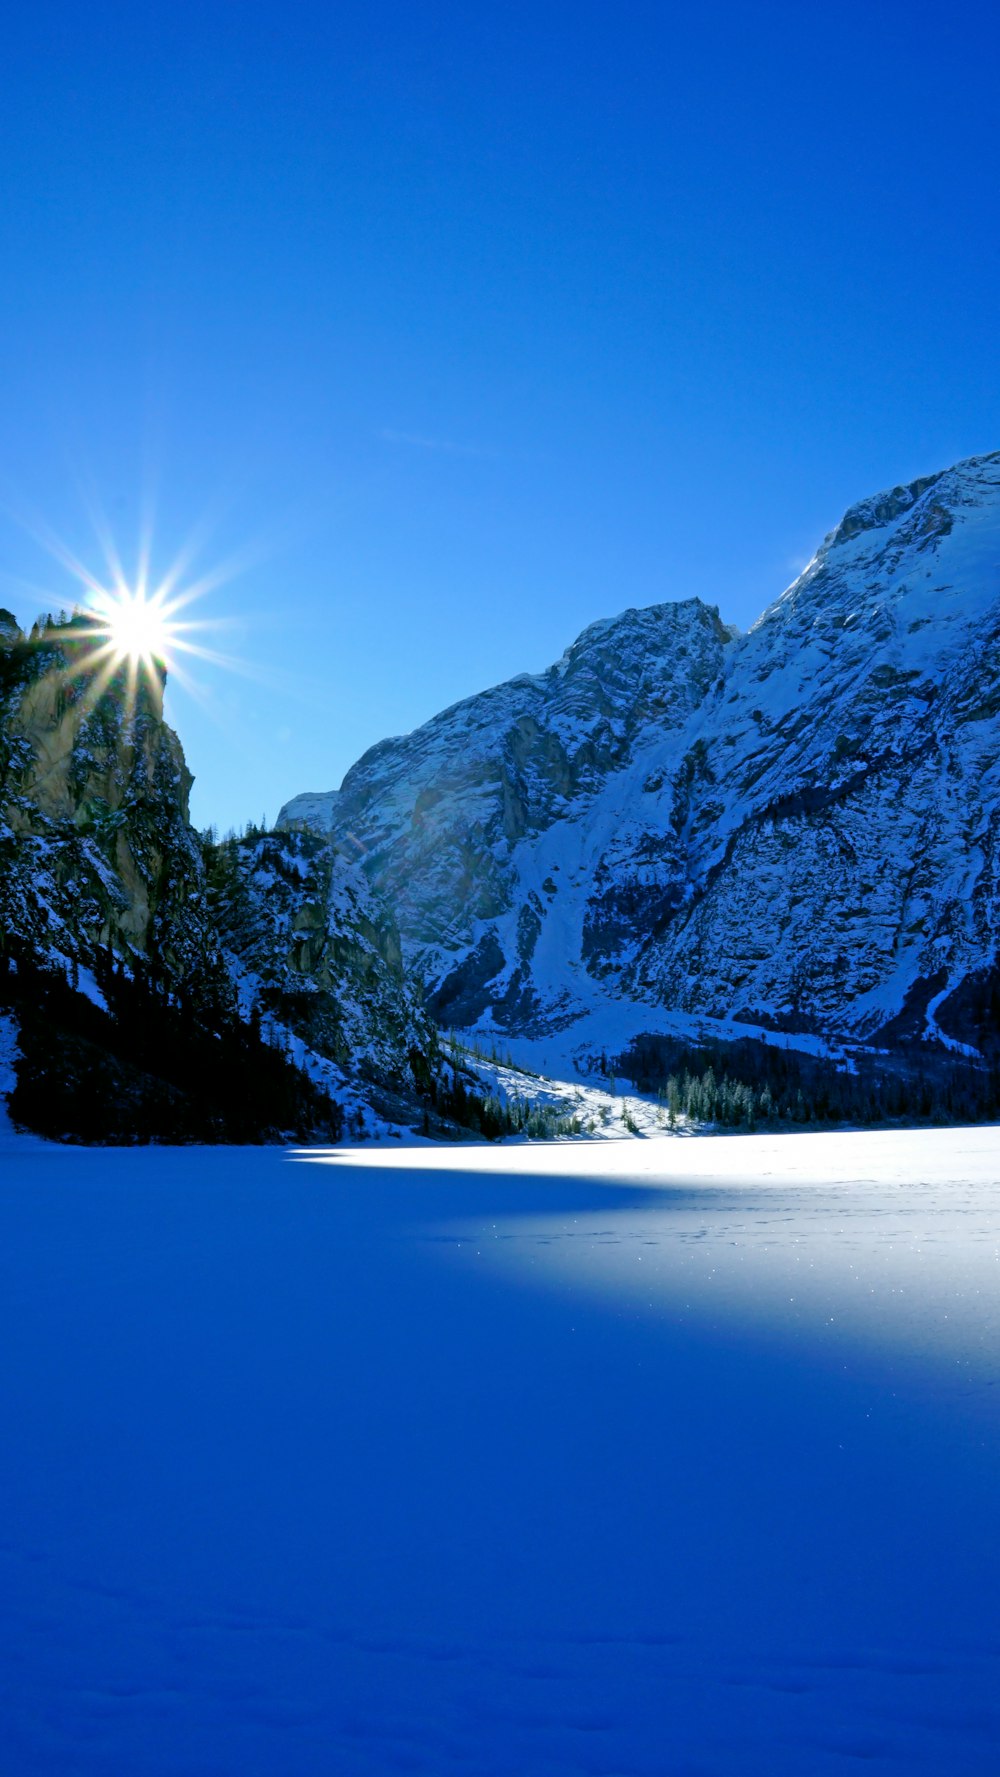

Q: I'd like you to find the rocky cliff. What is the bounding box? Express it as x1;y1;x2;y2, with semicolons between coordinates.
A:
280;598;736;1034
280;450;1000;1070
0;611;207;983
617;453;1000;1054
0;612;439;1139
204;824;438;1102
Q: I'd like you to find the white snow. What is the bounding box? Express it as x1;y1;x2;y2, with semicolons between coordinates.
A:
924;984;981;1058
0;1011;19;1134
451;999;845;1089
280;451;1000;1060
75;964;109;1013
1;1126;997;1773
443;1036;670;1136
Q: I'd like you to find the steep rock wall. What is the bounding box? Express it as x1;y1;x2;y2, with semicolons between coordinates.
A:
279;451;1000;1059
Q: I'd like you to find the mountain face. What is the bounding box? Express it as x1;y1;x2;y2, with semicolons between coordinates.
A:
205;825;438;1098
280;599;737;1030
0;613;438;1139
280;450;1000;1065
0;613;211;978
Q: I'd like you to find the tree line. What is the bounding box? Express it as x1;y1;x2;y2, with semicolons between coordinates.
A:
617;1033;1000;1130
0;942;344;1144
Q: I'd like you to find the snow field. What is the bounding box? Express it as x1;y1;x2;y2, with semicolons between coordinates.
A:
1;1126;998;1773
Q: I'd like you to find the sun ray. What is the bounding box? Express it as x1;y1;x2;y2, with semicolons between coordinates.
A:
135;472;158;604
165;637;264;675
62;639;118;685
153;531;277;614
86;584;176;668
0;503;110;604
1;488;280;724
70;468;132;598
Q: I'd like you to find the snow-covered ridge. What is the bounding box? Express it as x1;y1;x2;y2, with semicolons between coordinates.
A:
0;614;445;1140
280;450;1000;1063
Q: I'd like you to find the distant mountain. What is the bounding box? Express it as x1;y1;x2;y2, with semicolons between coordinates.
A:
280;450;1000;1073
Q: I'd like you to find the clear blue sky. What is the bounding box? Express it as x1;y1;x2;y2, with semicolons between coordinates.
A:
1;1;997;831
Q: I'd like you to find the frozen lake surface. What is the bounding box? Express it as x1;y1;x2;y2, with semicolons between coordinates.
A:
1;1127;998;1773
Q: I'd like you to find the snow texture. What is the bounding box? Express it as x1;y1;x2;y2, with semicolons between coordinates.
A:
0;618;445;1133
1;1127;997;1773
209;826;436;1094
280;450;1000;1064
0;1011;19;1134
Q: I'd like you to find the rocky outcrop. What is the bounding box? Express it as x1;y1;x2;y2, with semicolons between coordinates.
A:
615;451;1000;1052
280;598;736;1033
205;825;438;1092
0;612;440;1138
0;612;208;982
280;450;1000;1064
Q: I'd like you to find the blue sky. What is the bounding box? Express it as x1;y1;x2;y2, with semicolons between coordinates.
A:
1;0;997;830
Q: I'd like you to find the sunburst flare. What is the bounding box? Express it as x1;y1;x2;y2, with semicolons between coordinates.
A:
88;584;178;670
3;487;291;733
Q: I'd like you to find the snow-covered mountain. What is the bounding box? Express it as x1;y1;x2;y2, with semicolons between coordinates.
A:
205;824;439;1106
280;450;1000;1069
0;613;440;1139
280;600;736;1033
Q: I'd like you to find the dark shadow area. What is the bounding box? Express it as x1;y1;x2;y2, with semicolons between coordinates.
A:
616;1029;1000;1129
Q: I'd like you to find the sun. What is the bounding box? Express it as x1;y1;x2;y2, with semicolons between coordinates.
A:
91;585;177;668
15;495;258;720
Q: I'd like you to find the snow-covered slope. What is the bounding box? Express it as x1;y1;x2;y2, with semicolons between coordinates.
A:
280;451;1000;1063
0;612;206;982
618;452;1000;1049
281;599;736;1034
206;825;438;1093
0;614;441;1139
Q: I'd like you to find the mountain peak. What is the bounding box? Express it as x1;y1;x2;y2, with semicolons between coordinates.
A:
278;448;1000;1061
824;448;1000;554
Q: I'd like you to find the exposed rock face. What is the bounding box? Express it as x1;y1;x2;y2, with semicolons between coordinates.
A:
280;450;1000;1060
0;613;438;1136
0;614;208;980
617;452;1000;1051
205;826;437;1088
280;599;736;1032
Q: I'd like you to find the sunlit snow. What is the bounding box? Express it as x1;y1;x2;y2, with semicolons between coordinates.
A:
1;1126;998;1773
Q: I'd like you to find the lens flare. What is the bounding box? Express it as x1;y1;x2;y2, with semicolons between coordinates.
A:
6;487;280;730
91;585;177;668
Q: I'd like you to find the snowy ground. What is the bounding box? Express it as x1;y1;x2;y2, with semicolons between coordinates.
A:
447;999;853;1089
1;1127;998;1773
444;1036;670;1137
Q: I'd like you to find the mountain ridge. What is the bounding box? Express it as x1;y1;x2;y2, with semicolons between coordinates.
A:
280;449;1000;1072
0;613;451;1140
